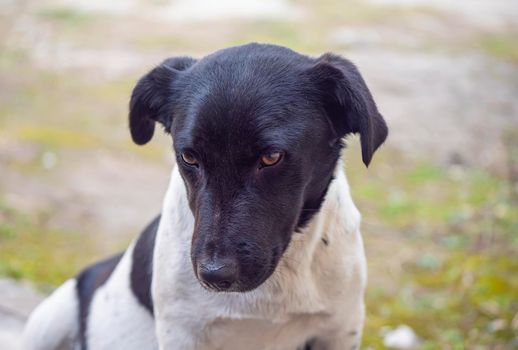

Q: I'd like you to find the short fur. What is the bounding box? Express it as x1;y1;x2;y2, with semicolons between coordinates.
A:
24;43;387;350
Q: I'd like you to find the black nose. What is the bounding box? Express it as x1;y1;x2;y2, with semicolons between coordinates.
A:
197;258;239;291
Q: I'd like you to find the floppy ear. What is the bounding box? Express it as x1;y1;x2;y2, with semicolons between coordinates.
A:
308;53;388;166
129;56;197;145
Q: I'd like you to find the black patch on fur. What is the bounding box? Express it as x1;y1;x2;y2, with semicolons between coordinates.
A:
296;172;337;229
321;237;329;246
76;253;123;350
130;215;160;315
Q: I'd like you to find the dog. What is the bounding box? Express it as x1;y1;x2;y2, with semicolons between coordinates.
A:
23;43;387;350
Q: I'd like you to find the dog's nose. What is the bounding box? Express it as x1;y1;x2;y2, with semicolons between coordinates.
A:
197;259;238;291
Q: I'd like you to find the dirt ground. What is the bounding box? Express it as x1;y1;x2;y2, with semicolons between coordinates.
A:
0;0;517;348
0;278;43;349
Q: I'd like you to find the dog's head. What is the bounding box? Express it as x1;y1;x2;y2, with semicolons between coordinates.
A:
129;44;387;292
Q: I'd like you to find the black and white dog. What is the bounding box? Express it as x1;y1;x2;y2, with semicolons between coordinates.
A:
24;43;387;350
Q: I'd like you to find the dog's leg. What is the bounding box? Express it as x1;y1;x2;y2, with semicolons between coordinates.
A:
23;279;79;350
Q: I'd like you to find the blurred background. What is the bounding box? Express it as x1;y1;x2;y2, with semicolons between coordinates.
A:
0;0;517;348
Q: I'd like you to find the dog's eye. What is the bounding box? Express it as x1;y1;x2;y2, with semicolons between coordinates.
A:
181;151;198;166
260;152;282;167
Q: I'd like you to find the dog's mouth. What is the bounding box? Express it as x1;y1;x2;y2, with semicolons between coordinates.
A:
198;279;232;292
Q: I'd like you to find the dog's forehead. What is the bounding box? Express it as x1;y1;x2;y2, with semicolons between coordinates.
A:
175;91;301;158
174;49;315;155
188;43;313;97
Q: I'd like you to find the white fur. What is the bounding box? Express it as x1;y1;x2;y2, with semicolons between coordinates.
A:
23;279;79;350
24;160;367;350
86;243;157;350
152;162;367;350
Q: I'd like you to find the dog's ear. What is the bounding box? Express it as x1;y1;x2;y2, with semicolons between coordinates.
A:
129;56;196;145
308;53;388;166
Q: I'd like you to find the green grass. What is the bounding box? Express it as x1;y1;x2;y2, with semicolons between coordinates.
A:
363;252;518;349
0;201;99;290
0;55;168;161
16;125;100;149
349;151;518;246
344;146;518;349
478;34;518;63
36;7;92;24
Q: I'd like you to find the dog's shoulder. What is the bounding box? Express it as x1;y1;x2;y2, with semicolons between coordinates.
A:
84;216;160;349
23;278;80;350
75;215;159;348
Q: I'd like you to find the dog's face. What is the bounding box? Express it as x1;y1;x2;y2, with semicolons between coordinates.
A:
129;44;387;292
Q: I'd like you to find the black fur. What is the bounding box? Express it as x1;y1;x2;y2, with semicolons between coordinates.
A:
129;43;387;292
76;254;123;350
130;215;159;315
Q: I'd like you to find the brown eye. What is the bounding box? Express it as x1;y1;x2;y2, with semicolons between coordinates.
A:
260;152;282;167
181;151;198;166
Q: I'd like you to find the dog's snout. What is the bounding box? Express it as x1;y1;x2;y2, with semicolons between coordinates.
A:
197;258;239;291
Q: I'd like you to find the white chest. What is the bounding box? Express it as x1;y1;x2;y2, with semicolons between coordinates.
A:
199;313;331;350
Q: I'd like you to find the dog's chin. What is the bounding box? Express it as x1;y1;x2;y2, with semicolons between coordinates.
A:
198;281;249;293
197;268;276;293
